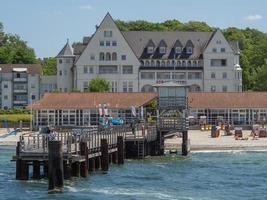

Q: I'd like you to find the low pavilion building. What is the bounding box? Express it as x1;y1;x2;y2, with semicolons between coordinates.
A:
29;92;157;128
188;92;267;125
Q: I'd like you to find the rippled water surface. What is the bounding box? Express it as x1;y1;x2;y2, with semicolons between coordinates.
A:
1;146;267;200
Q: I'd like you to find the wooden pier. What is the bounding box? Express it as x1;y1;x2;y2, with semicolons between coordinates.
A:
12;124;161;192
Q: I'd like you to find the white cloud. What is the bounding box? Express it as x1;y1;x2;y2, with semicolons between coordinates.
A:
244;14;263;21
80;5;93;11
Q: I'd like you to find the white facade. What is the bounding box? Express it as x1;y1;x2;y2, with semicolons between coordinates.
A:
56;13;242;93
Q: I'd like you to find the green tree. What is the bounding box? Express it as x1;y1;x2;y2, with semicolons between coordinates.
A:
42;57;57;75
254;61;267;91
87;78;110;92
0;22;37;64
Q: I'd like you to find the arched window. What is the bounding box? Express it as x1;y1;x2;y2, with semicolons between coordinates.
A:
156;60;161;67
141;85;155;92
193;61;197;67
188;61;191;67
140;60;144;66
172;60;176;67
145;60;150;66
151;60;155;67
106;52;111;61
167;61;171;67
182;60;186;67
99;52;105;61
161;61;165;67
189;84;201;92
112;52;117;61
177;61;181;67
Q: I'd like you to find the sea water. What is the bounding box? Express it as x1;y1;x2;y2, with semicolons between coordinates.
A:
1;146;267;200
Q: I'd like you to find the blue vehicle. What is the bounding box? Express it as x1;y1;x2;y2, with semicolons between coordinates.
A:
99;117;123;127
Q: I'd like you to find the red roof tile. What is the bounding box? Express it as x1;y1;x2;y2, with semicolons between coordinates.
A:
29;92;158;109
188;92;267;109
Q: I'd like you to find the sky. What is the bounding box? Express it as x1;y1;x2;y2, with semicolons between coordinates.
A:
0;0;266;58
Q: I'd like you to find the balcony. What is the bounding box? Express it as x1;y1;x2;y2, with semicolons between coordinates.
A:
156;79;187;85
13;100;28;105
158;96;187;110
13;78;27;82
14;89;27;93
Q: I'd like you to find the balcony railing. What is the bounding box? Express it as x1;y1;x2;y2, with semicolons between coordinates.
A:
13;78;27;82
13;100;28;105
14;89;27;93
158;96;187;109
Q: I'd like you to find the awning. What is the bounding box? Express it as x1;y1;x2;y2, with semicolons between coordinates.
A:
12;68;27;72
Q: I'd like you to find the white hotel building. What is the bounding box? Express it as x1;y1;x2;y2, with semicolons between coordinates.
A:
55;13;242;93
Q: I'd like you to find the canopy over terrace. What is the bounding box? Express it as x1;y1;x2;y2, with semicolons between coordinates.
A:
188;92;267;125
29;92;158;127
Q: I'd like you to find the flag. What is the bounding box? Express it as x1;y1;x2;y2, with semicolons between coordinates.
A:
131;106;136;117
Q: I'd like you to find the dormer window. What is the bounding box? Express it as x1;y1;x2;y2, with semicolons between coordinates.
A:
175;47;182;54
186;47;193;54
159;47;166;54
147;47;154;54
104;30;112;37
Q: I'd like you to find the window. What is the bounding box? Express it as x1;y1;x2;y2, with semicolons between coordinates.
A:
99;65;118;74
222;72;227;79
89;66;94;74
106;41;111;46
122;66;133;74
141;72;155;80
112;52;117;61
59;59;62;64
123;82;127;92
159;47;166;54
216;40;221;44
186;47;193;54
211;85;216;92
4;95;8;100
83;82;88;91
211;59;227;67
4;84;8;88
32;95;36;100
104;30;112;37
211;72;216;79
59;70;62;76
111;81;118;92
188;72;202;79
100;41;104;46
172;73;185;80
31;84;35;89
84;66;88;74
112;41;117;46
99;52;105;61
128;82;133;92
222;86;227;92
121;55;126;60
147;47;154;54
212;48;217;53
221;48;226;53
64;70;67;76
157;72;171;79
175;47;182;54
90;54;95;60
106;52;111;61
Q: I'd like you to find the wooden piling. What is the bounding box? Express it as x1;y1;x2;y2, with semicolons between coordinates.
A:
182;130;189;156
101;139;109;171
43;161;48;178
95;156;101;170
63;161;72;179
32;161;40;179
112;152;118;164
80;142;88;177
117;136;124;165
88;158;95;172
16;160;29;180
109;153;112;164
48;141;64;192
71;162;80;177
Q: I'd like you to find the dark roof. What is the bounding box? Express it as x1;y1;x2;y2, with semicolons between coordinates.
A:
0;64;41;74
29;92;158;110
122;31;213;59
146;39;156;47
229;41;240;54
174;39;183;47
185;40;194;47
159;39;167;47
188;92;267;109
57;41;74;57
72;43;87;55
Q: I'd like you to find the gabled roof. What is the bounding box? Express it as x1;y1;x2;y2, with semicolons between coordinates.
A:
0;64;41;74
29;92;158;110
185;39;194;47
159;39;167;47
173;39;183;47
229;41;240;54
188;92;267;109
57;40;74;57
122;31;213;59
146;39;156;47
